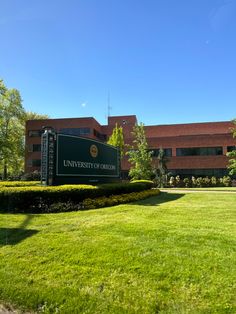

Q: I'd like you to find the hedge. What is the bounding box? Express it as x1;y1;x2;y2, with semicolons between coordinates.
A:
0;181;155;213
45;189;160;213
0;181;41;187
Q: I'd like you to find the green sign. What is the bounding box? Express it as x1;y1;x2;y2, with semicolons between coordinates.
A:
56;134;120;178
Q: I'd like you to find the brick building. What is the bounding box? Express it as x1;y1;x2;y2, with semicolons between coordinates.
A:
25;115;236;178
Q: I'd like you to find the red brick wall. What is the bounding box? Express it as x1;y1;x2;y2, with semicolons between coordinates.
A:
25;115;235;174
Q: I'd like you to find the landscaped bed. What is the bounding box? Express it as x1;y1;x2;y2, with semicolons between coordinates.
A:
0;181;158;213
0;191;235;313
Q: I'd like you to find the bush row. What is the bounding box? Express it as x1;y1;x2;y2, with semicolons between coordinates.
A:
43;189;160;213
0;181;40;187
168;176;232;188
0;181;154;213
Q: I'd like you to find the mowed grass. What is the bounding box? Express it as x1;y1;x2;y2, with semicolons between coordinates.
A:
0;192;236;313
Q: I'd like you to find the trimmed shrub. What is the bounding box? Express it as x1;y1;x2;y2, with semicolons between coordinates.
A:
222;176;232;187
183;178;191;188
169;176;176;188
130;180;154;188
82;189;160;210
167;175;233;188
0;182;154;213
211;176;217;187
0;181;40;187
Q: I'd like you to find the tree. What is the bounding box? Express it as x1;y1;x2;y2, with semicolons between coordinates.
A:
0;80;25;179
24;111;50;121
126;123;153;180
107;123;125;158
153;148;169;187
227;119;236;175
0;79;49;179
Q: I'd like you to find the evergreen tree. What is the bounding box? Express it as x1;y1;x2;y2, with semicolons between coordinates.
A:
126;123;153;180
107;123;124;158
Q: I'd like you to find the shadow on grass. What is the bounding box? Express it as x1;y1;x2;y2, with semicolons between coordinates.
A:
0;214;39;246
0;228;38;246
134;192;185;206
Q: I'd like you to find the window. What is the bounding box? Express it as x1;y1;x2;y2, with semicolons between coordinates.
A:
27;159;41;167
93;129;107;141
28;144;41;152
60;128;91;136
28;130;42;137
148;148;172;157
176;147;223;156
227;146;236;152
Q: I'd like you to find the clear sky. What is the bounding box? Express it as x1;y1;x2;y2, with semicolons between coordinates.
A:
1;0;236;125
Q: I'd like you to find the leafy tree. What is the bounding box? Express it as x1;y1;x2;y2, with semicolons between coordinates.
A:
107;123;125;158
0;79;49;179
227;119;236;175
126;123;153;180
24;111;50;121
153;148;169;187
0;80;25;179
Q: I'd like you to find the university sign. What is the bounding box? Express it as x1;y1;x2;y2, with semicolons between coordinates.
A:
41;129;120;185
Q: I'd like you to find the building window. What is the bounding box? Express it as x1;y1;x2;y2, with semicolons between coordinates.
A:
28;144;41;152
28;130;42;137
176;147;223;156
93;129;107;141
227;146;236;152
27;159;41;167
60;128;91;136
148;148;172;157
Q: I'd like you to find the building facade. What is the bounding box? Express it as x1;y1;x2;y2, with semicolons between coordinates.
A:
25;115;236;178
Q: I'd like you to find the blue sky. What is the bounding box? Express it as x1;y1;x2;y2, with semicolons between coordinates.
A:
1;0;236;125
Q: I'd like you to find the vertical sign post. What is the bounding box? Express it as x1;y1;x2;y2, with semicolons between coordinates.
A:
41;128;56;186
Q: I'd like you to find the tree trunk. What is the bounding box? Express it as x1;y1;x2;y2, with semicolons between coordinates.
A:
3;161;7;180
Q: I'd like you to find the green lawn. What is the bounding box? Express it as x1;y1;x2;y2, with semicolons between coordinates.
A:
162;187;236;192
0;192;236;313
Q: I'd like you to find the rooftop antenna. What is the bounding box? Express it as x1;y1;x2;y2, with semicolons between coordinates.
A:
107;91;112;117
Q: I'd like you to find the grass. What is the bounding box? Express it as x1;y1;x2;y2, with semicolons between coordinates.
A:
162;187;236;192
0;192;236;313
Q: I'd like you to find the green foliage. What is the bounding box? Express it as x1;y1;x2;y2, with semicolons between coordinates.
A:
183;177;191;188
167;176;232;188
0;80;25;179
227;150;236;175
0;182;154;213
0;79;49;179
169;176;176;187
107;123;125;157
227;119;236;175
126;123;153;180
211;176;217;186
130;179;154;188
81;189;159;210
24;111;49;120
20;170;41;181
153;148;169;187
0;181;40;187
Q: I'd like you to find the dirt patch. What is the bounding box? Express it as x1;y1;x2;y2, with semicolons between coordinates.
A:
0;304;18;313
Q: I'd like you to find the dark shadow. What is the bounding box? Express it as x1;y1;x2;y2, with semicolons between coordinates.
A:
0;228;38;246
0;214;39;246
133;192;185;206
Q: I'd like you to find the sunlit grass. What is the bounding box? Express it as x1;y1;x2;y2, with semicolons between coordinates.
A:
0;192;235;313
